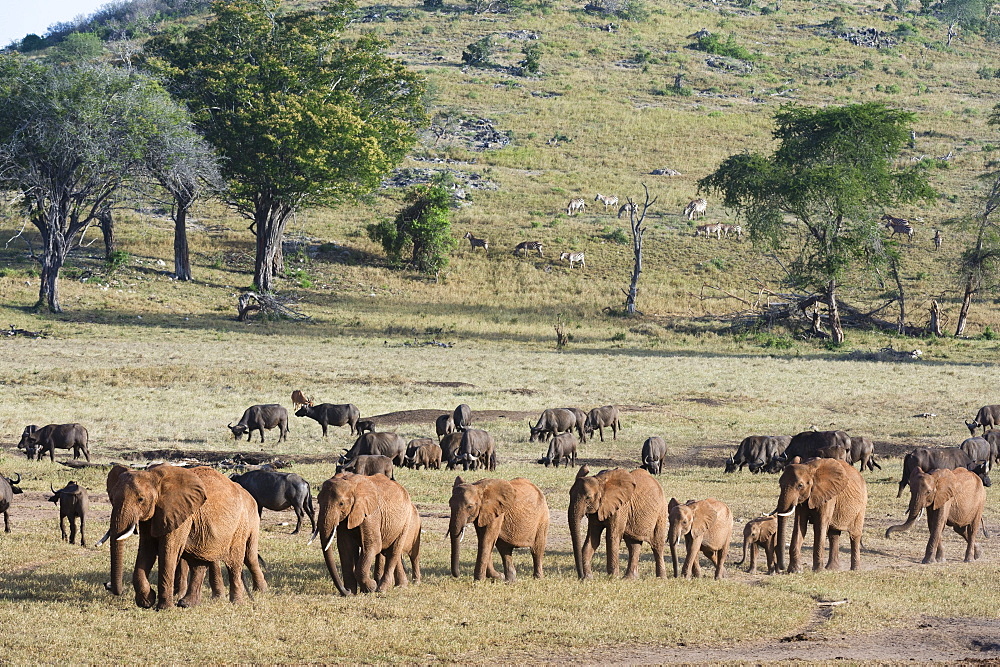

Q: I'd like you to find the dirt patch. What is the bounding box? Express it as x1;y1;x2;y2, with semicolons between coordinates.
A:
362;408;537;428
120;449;283;466
421;380;476;389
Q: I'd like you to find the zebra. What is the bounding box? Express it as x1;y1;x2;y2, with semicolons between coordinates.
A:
684;198;708;220
933;229;942;250
881;214;914;242
560;251;585;269
617;202;639;219
695;223;723;239
463;231;489;251
594;193;619;212
514;241;544;257
720;224;743;240
567;198;586;215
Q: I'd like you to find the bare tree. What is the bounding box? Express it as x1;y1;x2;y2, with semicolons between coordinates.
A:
622;184;657;315
955;172;1000;336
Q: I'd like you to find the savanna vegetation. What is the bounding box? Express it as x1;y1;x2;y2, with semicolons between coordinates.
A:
1;0;1000;660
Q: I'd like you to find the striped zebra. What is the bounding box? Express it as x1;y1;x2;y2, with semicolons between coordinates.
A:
560;251;586;269
463;231;489;251
567;198;586;215
720;224;743;240
881;214;914;242
617;202;639;219
514;241;544;257
594;193;619;212
684;198;708;220
695;223;723;239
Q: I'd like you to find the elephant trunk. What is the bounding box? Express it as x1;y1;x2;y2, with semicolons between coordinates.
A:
317;509;349;596
449;510;469;578
886;502;924;538
104;506;138;596
669;538;679;578
568;495;586;580
735;533;750;567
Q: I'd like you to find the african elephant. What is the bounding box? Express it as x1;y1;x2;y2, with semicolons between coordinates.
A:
668;498;733;579
312;473;420;596
886;466;985;564
448;476;549;582
735;515;778;574
99;464;267;609
568;466;668;580
773;457;867;573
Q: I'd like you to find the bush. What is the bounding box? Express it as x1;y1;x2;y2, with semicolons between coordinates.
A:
692;33;755;61
520;42;541;75
105;250;131;275
601;226;629;244
462;35;495;67
367;184;457;273
584;0;648;21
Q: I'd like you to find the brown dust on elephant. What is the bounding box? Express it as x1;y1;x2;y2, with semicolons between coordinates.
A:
312;472;420;596
736;514;778;574
448;476;549;582
568;466;668;580
886;466;986;564
773;457;867;573
668;498;733;579
100;464;267;609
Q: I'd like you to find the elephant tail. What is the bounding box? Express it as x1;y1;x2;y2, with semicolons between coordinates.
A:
982;517;990;539
258;554;268;572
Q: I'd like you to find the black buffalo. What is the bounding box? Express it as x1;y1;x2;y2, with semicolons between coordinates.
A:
342;432;407;467
294;403;360;437
898;447;992;497
1;473;23;533
726;435;788;473
529;408;586;443
764;430;850;472
229;404;289;443
456;429;496;471
337;454;395;478
18;424;90;462
539;432;578;467
230;469;315;535
640;436;668;475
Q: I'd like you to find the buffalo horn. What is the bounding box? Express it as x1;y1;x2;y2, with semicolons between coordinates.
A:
50;482;57;494
11;473;21;485
228;422;234;428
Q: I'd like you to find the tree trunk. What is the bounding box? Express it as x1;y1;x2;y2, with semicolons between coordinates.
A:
252;205;292;293
99;208;116;261
828;279;844;344
173;204;192;281
955;276;975;336
929;300;943;337
35;222;68;314
625;226;642;314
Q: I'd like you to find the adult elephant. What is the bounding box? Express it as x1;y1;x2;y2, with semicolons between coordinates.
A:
773;457;867;573
312;473;420;596
886;467;985;564
100;464;267;609
448;476;549;582
568;466;668;580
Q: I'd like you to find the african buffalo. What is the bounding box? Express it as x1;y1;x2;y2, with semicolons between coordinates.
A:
48;481;89;545
529;408;585;443
230;469;315;535
584;405;621;442
898;447;992;497
764;430;850;472
960;437;992;463
640;436;668;475
337;454;395;478
453;404;472;432
440;432;464;470
726;435;786;473
18;424;90;462
436;414;455;441
966;404;1000;436
983;430;1000;463
1;473;23;532
342;432;407;467
294;403;360;437
404;439;442;470
456;429;496;471
848;436;881;471
229;404;289;442
539;432;578;467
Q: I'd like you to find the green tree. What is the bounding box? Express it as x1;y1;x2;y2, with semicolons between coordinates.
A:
147;0;426;293
699;102;934;343
368;184;457;272
0;57;192;312
55;32;103;62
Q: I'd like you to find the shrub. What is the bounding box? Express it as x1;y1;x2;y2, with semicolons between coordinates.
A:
462;35;495;67
601;226;629;244
367;184;457;273
105;250;131;275
692;33;754;61
520;42;541;74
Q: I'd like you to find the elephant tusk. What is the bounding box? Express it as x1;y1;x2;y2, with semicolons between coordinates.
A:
116;522;138;541
323;528;337;552
96;529;112;546
308;528;319;546
775;508;796;517
459;526;466;543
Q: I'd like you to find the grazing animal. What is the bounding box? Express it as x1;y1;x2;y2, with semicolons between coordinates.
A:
848;436;881;471
886;467;986;564
618;202;639;219
720;223;743;240
726;435;788;474
1;473;23;532
584;405;621;442
694;223;723;239
404;439;442;470
966;404;1000;436
453;404;472;432
684;198;707;220
764;430;851;473
668;498;733;579
897;447;992;497
463;231;488;251
229;404;289;443
566;198;586;215
594;193;619;212
294;403;360;437
338;454;395;479
933;229;942;250
440;432;465;470
456;429;497;471
514;241;544;257
291;390;312;410
959;437;992;463
18;424;90;462
435;414;456;441
882;214;914;241
983;430;1000;464
560;251;585;269
539;432;578;467
736;515;778;574
640;436;668;475
229;470;315;535
341;432;407;467
355;420;376;435
48;481;89;546
529;408;586;443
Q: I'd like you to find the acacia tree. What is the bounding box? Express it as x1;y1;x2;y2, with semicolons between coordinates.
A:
0;57;188;312
699;102;934;343
148;0;426;292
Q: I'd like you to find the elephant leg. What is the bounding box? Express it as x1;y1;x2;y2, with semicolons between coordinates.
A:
764;542;776;574
747;542;757;573
683;535;701;578
825;529;842;571
374;554;386;583
581;524;602;580
531;527;546;579
924;510;946;564
497;540;517;583
715;542;729;580
156;538;185;609
175;559;191;600
355;524;381;593
224;555;248;604
622;537;642;579
848;531;862;570
961;524;977;562
605;519;626;577
377;543;407;592
338;530;359;594
244;531;268;594
179;559;208;608
475;522;503;581
133;541;158;609
787;510;806;574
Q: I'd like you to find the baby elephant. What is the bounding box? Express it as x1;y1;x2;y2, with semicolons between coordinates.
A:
668;498;733;580
48;481;89;546
736;515;778;574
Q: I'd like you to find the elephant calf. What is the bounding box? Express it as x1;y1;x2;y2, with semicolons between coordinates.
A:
668;497;733;580
736;515;777;574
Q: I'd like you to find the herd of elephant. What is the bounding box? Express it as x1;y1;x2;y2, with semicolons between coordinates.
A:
1;400;997;611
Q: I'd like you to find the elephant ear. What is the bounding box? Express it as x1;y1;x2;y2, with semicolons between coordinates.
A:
106;464;130;494
692;502;718;537
347;477;378;530
151;468;207;537
475;479;516;528
808;461;849;509
596;469;636;522
931;470;956;511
